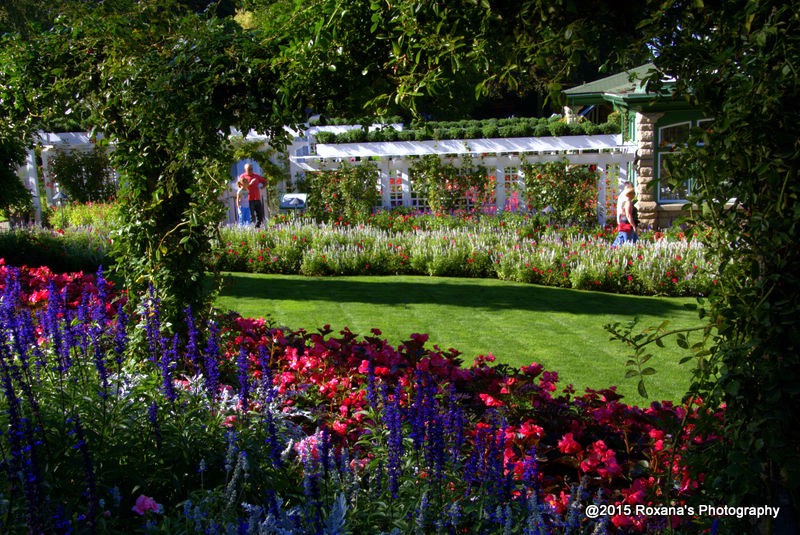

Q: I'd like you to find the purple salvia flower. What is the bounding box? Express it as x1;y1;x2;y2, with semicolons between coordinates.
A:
236;344;251;412
262;407;283;468
148;401;162;449
159;334;178;403
319;427;331;477
184;306;201;372
424;412;446;482
409;370;427;451
415;491;430;532
522;447;540;497
0;347;43;529
70;415;98;532
365;358;377;407
485;426;508;509
444;385;466;463
75;291;92;357
52;504;73;533
86;312;110;399
382;382;405;498
257;343;273;402
91;266;108;325
113;306;128;368
203;320;221;400
143;285;164;363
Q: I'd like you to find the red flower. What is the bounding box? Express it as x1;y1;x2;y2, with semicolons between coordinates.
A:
479;393;504;407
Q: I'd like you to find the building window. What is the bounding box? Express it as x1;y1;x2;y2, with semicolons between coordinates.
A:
388;169;404;207
503;166;521;211
409;175;426;210
656;121;693;203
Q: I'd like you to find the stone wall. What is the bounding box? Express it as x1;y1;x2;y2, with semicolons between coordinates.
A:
633;112;663;229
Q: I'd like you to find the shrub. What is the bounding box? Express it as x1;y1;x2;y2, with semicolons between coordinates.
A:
305;162;381;223
520;158;599;227
0;227;113;272
48;146;117;203
548;121;570;137
314;131;336;144
46;201;120;232
481;124;499;138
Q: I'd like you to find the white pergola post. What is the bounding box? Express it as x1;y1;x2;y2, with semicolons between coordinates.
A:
16;148;42;225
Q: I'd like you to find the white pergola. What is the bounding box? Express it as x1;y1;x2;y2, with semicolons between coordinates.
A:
288;134;636;224
17;129;636;226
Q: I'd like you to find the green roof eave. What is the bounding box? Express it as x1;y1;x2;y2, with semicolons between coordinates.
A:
564;63;696;112
564;63;656;96
603;92;694;112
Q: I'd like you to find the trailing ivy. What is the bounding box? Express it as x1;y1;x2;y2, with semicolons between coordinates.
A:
408;154;492;214
519;158;600;227
306;162;382;223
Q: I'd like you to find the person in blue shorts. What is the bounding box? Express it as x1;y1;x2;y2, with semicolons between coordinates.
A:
612;181;638;246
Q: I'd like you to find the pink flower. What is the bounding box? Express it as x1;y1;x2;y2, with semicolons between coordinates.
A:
479;393;504;407
132;494;162;515
520;362;543;377
332;420;348;435
557;432;582;455
221;415;237;428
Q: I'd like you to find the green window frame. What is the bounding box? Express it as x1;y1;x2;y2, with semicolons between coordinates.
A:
656;120;704;204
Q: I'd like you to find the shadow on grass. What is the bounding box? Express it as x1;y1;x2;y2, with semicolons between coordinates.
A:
218;273;697;318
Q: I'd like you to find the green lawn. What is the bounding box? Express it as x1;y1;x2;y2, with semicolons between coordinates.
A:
215;273;706;404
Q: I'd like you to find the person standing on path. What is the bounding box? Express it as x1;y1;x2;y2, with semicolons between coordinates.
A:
612;181;638;246
237;163;267;228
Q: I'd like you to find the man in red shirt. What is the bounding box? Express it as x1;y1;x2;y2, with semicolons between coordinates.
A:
237;163;267;228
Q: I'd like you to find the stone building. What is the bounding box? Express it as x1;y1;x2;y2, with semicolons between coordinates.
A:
564;64;710;228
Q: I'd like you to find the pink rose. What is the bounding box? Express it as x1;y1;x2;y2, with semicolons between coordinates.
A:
132;494;162;515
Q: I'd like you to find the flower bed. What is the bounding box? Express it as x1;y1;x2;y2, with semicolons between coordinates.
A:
0;260;722;533
215;218;715;297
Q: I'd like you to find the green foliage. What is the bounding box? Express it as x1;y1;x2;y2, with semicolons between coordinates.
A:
312;115;621;143
408;154;492;214
519;158;599;226
0;227;112;272
605;317;711;399
46;201;119;232
0;1;297;328
638;0;800;524
0;125;33;224
48;146;116;203
306;162;381;223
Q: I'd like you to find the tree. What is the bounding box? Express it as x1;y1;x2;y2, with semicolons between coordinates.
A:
1;0;295;327
0;124;32;224
4;3;798;528
241;0;654;119
636;1;800;531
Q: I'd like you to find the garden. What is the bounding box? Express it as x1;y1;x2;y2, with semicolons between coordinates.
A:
2;1;798;534
0;255;721;534
0;197;723;533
